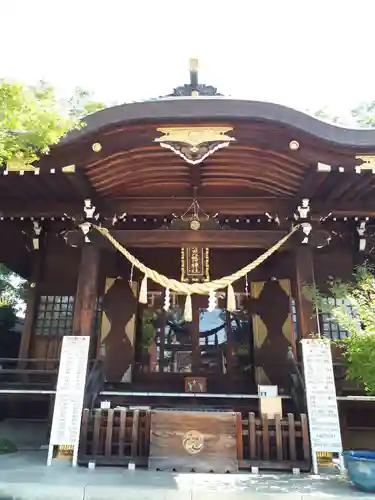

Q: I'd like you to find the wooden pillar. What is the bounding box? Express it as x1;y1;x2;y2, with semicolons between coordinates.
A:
72;243;100;342
18;247;44;364
294;246;319;338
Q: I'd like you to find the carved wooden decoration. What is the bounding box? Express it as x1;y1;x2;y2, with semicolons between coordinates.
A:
181;247;210;282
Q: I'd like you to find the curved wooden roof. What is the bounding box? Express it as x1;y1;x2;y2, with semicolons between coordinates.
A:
62;98;375;148
3;97;375;219
82;126;308;199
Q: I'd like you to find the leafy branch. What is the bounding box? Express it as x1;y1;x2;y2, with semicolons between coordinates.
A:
305;263;375;394
0;80;105;165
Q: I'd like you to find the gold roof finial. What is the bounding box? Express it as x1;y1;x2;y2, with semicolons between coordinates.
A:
189;58;199;97
189;58;199;72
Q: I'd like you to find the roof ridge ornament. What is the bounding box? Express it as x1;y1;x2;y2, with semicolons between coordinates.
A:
165;58;224;97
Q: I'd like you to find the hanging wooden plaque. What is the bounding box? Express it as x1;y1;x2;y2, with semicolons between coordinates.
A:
181;247;210;282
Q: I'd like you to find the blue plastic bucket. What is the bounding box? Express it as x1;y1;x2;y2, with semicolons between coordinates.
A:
342;450;375;493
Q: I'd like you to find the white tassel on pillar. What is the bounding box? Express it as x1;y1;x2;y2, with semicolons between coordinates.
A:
184;294;193;322
226;284;236;312
139;276;148;304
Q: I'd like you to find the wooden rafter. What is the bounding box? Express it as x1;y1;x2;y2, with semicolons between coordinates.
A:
325;172;359;201
296;165;323;199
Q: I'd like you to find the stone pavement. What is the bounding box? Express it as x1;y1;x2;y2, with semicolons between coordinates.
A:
0;451;370;500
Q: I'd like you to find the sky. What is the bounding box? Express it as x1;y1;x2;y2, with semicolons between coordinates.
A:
2;1;375;114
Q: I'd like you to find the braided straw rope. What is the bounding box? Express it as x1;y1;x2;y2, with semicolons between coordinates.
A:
93;224;298;295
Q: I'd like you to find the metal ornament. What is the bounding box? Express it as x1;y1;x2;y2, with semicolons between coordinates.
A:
357;221;367;251
190;219;201;231
355;155;375;174
154;126;235;165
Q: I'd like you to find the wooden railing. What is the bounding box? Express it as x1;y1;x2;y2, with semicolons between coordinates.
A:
237;412;311;471
78;408;310;472
0;358;59;388
78;408;151;466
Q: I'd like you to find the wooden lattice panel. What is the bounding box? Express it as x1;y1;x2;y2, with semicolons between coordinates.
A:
149;410;238;473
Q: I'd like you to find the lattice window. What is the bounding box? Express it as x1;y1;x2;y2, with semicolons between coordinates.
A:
35;295;101;336
320;298;354;340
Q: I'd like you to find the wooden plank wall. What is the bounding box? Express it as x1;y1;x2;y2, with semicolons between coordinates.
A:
148;410;238;473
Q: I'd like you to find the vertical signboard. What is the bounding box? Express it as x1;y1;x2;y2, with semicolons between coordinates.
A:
47;336;90;466
301;339;343;474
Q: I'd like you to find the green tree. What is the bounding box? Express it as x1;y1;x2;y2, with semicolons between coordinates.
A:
63;86;106;119
310;100;375;129
350;101;375;128
306;264;375;394
0;80;105;166
310;107;345;125
0;264;27;338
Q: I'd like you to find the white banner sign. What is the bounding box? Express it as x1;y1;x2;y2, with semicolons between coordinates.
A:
49;336;90;447
301;339;342;457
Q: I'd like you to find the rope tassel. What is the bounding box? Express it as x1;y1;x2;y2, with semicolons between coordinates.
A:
139;275;148;304
227;284;236;312
184;294;193;322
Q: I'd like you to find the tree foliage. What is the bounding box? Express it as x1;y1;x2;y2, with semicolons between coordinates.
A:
305;264;375;394
0;264;26;336
0;80;105;165
311;101;375;129
351;101;375;128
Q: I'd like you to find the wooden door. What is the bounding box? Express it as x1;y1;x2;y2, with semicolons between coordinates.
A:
100;278;138;382
250;279;296;388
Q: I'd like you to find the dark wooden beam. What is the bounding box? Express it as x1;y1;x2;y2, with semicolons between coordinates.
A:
65;169;98;201
95;229;292;249
325;172;359;201
346;172;374;201
72;244;100;346
18;236;46;364
318;201;375;217
294;246;320;338
2;197;375;219
297;165;321;198
0;197;293;217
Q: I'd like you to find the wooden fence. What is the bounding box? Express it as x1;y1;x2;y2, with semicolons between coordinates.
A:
78;409;310;472
78;408;151;466
237;412;311;471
